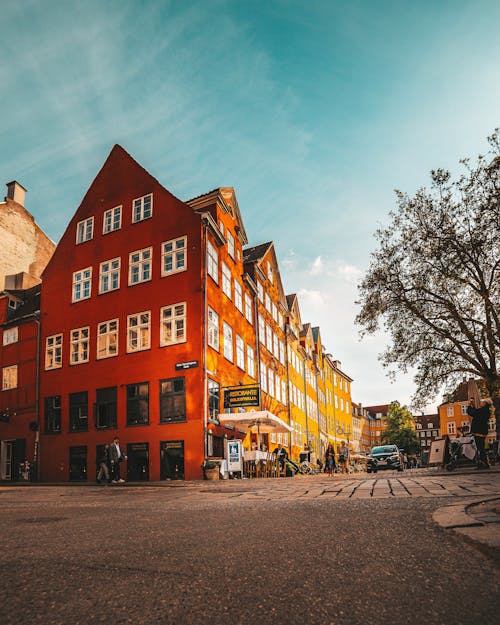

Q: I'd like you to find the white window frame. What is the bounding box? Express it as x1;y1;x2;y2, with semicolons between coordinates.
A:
223;322;233;362
208;307;220;351
271;302;277;322
247;345;255;378
260;362;267;393
266;325;273;351
461;404;468;415
268;368;274;398
273;333;279;358
70;326;90;365
160;303;186;346
97;319;119;359
207;241;218;283
99;258;121;294
161;236;187;276
447;422;456;435
45;334;63;370
127;311;151;352
265;293;271;313
222;262;232;299
279;340;285;365
72;267;92;303
76;217;94;244
132;193;153;223
103;206;122;234
258;314;265;344
3;327;18;346
447;406;453;417
129;247;152;285
227;230;235;259
245;293;253;324
236;335;245;370
268;262;274;283
257;282;264;302
234;281;243;312
2;365;17;390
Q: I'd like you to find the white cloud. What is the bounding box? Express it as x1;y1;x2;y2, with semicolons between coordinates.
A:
309;256;323;275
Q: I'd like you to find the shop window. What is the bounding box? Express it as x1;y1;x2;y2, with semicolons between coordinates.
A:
160;441;184;480
160;377;186;423
208;380;220;420
69;391;88;432
127;382;149;426
95;386;117;429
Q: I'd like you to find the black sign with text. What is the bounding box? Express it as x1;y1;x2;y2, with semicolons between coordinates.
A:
223;385;260;409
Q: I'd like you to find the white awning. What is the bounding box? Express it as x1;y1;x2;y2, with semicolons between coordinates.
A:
217;410;292;434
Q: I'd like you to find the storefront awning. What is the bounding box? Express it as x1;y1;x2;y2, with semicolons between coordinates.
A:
217;411;293;434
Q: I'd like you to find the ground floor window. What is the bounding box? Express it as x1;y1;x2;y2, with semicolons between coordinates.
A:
69;446;87;481
160;440;184;480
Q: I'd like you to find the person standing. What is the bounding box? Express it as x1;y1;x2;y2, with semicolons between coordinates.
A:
109;436;127;483
467;398;491;469
96;443;111;484
325;444;336;476
338;441;349;474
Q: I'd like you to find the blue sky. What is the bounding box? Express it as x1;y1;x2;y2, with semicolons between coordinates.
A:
2;0;499;409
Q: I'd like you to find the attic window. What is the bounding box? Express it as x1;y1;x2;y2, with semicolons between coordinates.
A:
8;299;18;310
268;262;274;283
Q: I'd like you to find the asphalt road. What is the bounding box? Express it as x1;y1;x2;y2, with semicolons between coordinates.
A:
1;473;499;625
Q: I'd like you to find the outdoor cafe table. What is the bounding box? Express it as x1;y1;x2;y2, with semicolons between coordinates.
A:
243;450;279;478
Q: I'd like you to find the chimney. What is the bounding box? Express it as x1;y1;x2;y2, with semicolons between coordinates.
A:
6;181;27;207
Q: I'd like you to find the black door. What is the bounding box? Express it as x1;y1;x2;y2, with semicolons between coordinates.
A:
69;446;87;481
12;438;26;481
127;443;149;481
160;440;184;480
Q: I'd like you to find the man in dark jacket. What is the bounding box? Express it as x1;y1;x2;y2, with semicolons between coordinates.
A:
109;436;127;483
467;399;491;468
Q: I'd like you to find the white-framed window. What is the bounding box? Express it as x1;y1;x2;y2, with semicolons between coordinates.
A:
489;418;496;431
281;379;287;403
234;281;243;312
335;395;338;409
72;267;92;302
461;404;468;415
99;258;120;293
207;241;218;283
416;423;422;429
279;340;285;365
266;325;272;351
275;376;281;402
223;322;233;362
2;365;17;390
45;334;63;369
427;422;434;429
260;362;267;393
265;293;271;313
346;401;350;414
268;262;274;283
247;345;255;378
245;293;253;324
132;193;153;223
127;311;151;352
258;314;265;344
208;307;219;351
227;230;235;259
162;236;186;276
447;422;456;435
273;333;279;358
103;206;122;234
447;406;453;417
271;302;277;322
236;335;245;370
278;311;284;330
222;262;232;299
70;327;90;365
97;319;118;359
257;282;264;302
268;368;274;398
340;398;344;411
3;327;18;346
129;247;152;285
76;217;93;244
160;303;186;346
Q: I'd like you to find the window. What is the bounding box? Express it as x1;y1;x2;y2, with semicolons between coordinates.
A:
265;293;271;312
160;377;186;423
427;422;434;429
2;327;18;345
72;267;92;302
97;319;118;359
44;396;61;433
76;217;93;244
447;406;453;417
162;236;187;276
257;282;264;302
260;362;267;393
69;391;88;432
447;422;456;435
279;340;285;365
271;302;277;322
268;369;274;398
207;307;219;350
2;365;17;390
70;327;89;365
99;258;120;293
95;387;117;429
223;322;233;361
258;314;265;344
127;382;149;425
103;206;122;234
245;294;253;324
461;404;468;416
236;335;245;370
268;262;274;283
234;281;243;312
127;311;151;352
273;333;279;358
45;334;63;369
207;241;218;283
160;303;186;346
247;345;255;378
281;379;287;403
132;193;153;222
222;262;232;299
266;325;272;351
129;247;152;285
416;423;422;429
219;221;225;237
208;379;220;420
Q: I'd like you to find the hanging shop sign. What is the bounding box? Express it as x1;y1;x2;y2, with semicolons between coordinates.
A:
223;385;260;409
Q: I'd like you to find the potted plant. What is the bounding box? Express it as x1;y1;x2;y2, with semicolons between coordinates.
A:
202;459;220;480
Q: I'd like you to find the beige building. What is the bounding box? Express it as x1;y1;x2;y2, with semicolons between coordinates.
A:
0;181;55;290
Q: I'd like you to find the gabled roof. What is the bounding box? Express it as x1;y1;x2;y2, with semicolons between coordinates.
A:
243;241;273;263
286;293;296;309
187;187;248;245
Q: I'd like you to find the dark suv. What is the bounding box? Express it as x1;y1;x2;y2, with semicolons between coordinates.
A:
367;445;404;473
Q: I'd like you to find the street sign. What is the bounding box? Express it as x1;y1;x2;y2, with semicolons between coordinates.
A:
223;385;260;409
175;360;199;370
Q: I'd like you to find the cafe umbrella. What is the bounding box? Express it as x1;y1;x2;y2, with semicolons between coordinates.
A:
217;411;293;447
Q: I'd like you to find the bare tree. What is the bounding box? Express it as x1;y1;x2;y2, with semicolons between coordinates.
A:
356;130;500;432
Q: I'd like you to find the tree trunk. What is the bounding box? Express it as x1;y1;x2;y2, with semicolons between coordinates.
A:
484;375;500;438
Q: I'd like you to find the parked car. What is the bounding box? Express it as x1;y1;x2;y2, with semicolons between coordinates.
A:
366;445;404;473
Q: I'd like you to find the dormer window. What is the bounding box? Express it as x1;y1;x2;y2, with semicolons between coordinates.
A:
76;217;94;244
132;194;153;223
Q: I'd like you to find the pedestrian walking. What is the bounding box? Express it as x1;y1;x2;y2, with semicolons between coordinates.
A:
96;443;111;484
467;398;491;469
338;441;349;474
109;436;127;483
324;444;336;476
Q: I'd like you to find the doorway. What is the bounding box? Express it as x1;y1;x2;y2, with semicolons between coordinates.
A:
127;442;149;481
160;440;184;480
69;446;87;481
1;439;26;480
